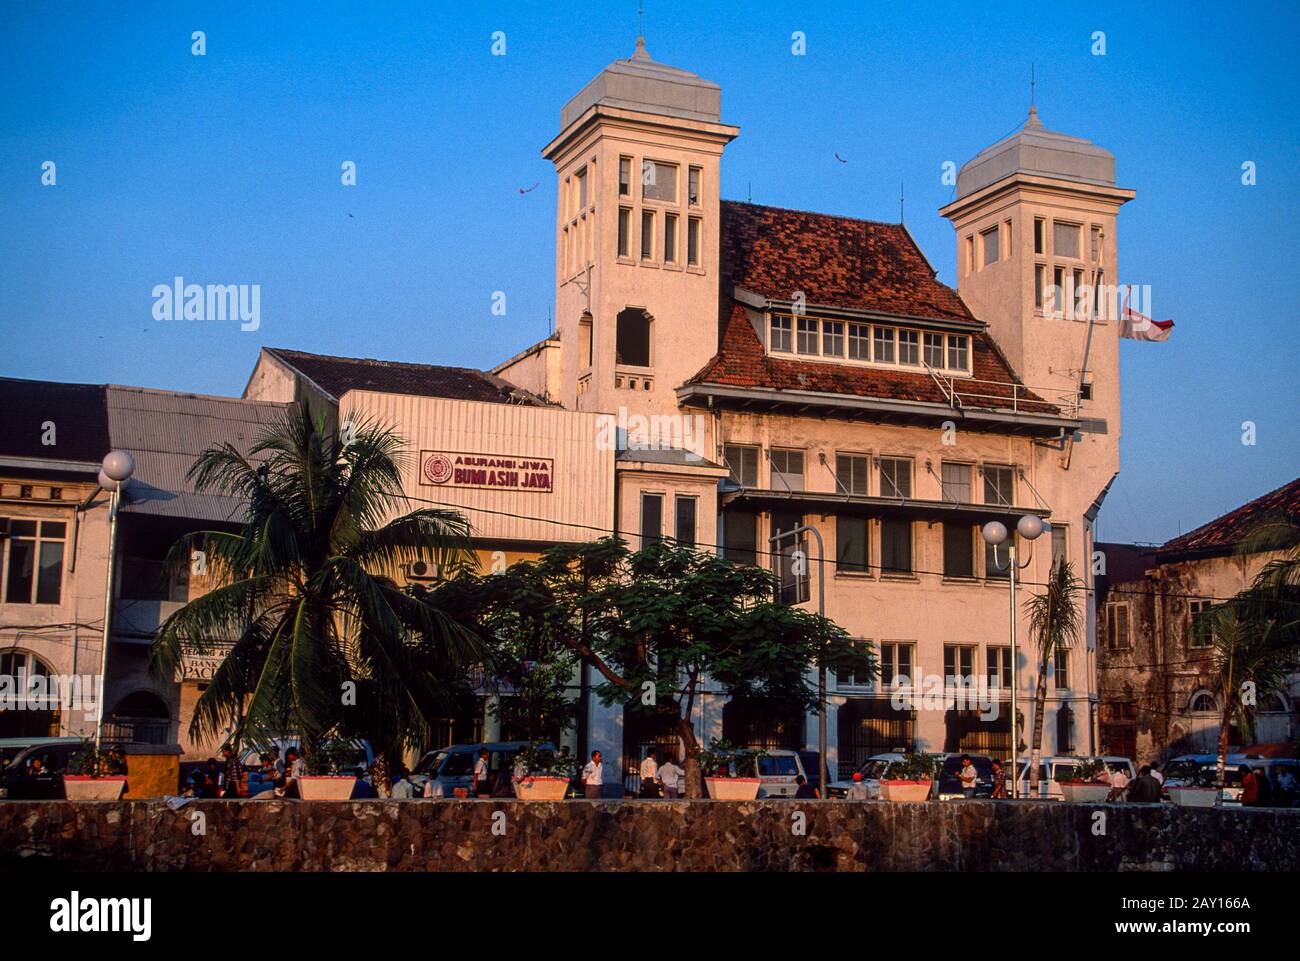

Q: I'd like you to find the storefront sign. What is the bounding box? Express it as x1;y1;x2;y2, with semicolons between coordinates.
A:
179;641;232;681
419;450;553;493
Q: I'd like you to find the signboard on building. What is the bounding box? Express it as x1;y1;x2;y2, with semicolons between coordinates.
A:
419;450;553;493
179;641;233;681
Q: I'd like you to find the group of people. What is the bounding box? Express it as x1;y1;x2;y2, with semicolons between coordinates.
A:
184;744;305;799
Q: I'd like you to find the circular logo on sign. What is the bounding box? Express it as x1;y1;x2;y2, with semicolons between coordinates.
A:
423;454;453;484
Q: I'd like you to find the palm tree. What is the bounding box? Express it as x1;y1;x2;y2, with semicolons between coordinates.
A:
149;404;483;766
1234;510;1300;648
1198;601;1299;788
1023;558;1083;793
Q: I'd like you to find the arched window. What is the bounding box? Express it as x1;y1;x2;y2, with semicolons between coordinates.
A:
1258;692;1289;714
107;690;171;745
615;308;652;368
0;650;61;738
1188;690;1217;714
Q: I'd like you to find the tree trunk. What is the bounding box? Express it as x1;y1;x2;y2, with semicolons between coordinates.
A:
675;715;703;799
1027;648;1051;794
1215;697;1233;789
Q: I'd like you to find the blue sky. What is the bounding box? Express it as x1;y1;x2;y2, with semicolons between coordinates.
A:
1;1;1296;544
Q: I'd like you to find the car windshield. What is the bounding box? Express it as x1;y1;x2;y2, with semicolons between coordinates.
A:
758;755;798;777
861;760;892;780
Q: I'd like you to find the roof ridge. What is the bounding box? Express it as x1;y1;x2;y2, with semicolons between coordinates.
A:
720;198;905;231
267;346;483;375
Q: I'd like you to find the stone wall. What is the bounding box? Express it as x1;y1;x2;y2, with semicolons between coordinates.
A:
2;799;1297;872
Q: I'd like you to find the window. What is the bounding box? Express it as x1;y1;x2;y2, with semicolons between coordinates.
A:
981;225;1000;266
822;320;844;357
770;315;792;353
770;449;804;491
987;647;1011;690
836;453;869;495
664;212;678;263
1080;382;1093;401
943;523;975;578
641;160;677;202
723;510;758;565
1053;649;1070;689
796;317;819;355
615;308;651;367
943;645;976;685
688;166;701;206
1034;218;1045;254
985;538;1010;580
965;236;974;273
617;207;631;258
675;496;697;547
640;210;655;260
836;516;869;573
1004;219;1013;254
1188;599;1214;648
1073;268;1085;314
579;314;593;368
946;335;969;371
575;167;588;209
640;493;663;549
687;217;701;266
618;157;631;196
1034;264;1045;308
772;511;809;605
2;518;66;605
838;639;874;688
898;329;919;365
872;326;895;363
1188;691;1216;713
879;642;914;687
1106;602;1131;650
1050;524;1067;569
1053;266;1066;313
1090;225;1102;261
879;457;912;498
941;462;972;502
120;556;189;603
848;323;870;361
1053;221;1081;259
923;332;944;368
724;444;759;487
983;465;1014;507
881;518;912;574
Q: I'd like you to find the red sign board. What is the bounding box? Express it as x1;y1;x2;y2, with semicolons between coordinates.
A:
419;450;553;493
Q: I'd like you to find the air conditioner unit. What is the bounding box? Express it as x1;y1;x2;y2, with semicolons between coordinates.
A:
406;560;441;582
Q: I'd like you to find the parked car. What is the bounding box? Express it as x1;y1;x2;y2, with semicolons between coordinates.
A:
937;754;996;800
1160;753;1245;805
826;752;946;800
1008;755;1136;800
0;737;85;799
410;741;557;798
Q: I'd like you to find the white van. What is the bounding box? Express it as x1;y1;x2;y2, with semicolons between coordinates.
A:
1010;755;1136;799
410;741;558;798
709;749;808;798
827;752;947;800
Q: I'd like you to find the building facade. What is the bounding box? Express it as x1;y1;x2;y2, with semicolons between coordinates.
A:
1098;478;1300;765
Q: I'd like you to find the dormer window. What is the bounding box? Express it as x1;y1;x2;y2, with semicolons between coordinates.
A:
770;315;792;353
768;314;971;374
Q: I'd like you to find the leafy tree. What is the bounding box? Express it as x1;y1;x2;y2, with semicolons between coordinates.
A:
149;404;484;766
1023;558;1083;793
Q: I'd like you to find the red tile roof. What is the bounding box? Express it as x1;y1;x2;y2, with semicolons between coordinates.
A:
720;201;974;321
266;348;549;407
1160;477;1300;556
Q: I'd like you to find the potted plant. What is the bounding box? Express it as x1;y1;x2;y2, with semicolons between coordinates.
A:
879;750;937;802
298;740;361;800
701;739;764;800
1165;764;1218;808
512;744;576;801
1057;758;1112;803
63;741;128;800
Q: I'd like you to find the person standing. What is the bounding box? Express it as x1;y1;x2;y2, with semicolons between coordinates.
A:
638;749;660;798
391;764;417;799
794;774;818;799
658;756;683;799
473;749;491;798
1127;765;1163;803
845;771;870;801
582;750;604;799
220;744;243;799
957;755;977;799
1105;764;1130;802
1239;765;1260;807
990;760;1006;799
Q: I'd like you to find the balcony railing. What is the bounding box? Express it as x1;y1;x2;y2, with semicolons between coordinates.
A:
924;364;1080;418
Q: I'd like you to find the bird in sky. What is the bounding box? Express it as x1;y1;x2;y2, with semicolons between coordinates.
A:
519;182;540;195
834;152;848;164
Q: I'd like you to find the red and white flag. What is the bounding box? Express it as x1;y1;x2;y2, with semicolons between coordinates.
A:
1119;286;1174;342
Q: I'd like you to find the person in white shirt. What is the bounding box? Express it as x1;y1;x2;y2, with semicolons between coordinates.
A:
638;749;660;798
658;758;683;799
473;749;491;797
1106;765;1130;802
582;750;604;800
1151;766;1165;785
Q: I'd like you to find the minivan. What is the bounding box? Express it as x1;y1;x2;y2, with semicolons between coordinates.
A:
826;752;947;800
0;737;85;799
1009;755;1136;800
410;741;558;798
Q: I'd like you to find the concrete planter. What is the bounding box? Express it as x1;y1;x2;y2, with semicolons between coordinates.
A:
879;780;932;802
298;776;357;800
1059;782;1111;804
63;776;127;801
513;776;570;800
705;777;761;800
1166;785;1218;808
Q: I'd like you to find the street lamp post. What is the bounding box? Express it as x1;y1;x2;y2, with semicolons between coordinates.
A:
94;451;135;753
981;514;1047;800
769;524;827;799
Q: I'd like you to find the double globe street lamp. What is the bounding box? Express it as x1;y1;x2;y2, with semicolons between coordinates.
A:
981;513;1048;800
